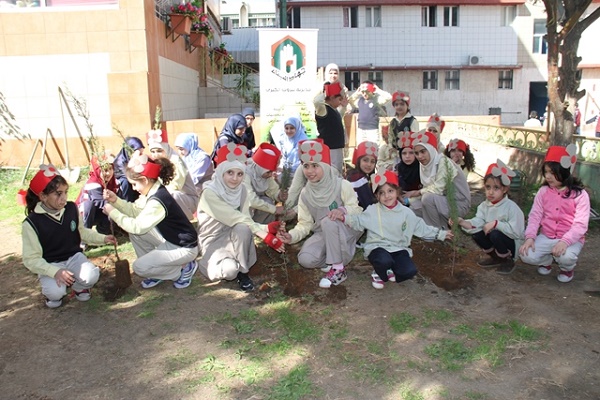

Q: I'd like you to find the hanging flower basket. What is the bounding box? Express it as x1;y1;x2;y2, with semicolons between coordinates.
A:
189;32;208;48
169;14;192;36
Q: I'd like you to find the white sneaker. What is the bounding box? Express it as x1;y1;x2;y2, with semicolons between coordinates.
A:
557;270;574;283
371;271;384;289
45;298;62;308
387;269;396;282
537;265;552;276
73;289;91;302
319;267;347;288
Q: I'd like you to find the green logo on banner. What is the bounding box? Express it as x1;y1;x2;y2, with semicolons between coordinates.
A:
270;35;306;82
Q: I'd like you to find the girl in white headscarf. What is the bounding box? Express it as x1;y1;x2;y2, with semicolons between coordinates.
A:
245;143;289;224
197;144;285;292
407;130;471;228
278;140;363;289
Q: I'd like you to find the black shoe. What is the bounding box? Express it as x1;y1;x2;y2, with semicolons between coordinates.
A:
237;272;254;292
496;258;516;275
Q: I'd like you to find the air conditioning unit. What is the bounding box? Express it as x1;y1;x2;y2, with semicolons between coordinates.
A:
222;17;232;33
468;55;481;66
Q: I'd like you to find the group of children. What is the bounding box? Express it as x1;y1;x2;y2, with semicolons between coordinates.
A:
19;73;590;306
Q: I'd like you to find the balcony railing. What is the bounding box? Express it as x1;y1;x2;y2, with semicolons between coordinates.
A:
449;120;600;163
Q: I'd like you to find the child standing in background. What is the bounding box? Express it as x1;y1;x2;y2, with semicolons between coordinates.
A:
346;141;378;210
348;81;392;144
456;160;524;275
103;153;199;290
314;81;346;173
343;170;452;289
22;165;116;308
519;145;590;283
388;91;419;150
277;141;363;288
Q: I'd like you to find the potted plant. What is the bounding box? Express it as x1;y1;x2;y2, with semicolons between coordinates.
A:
189;12;213;48
169;1;200;36
212;43;234;68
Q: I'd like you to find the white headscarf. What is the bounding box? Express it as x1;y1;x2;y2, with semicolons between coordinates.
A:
301;162;342;209
245;160;271;194
204;160;246;208
417;143;444;188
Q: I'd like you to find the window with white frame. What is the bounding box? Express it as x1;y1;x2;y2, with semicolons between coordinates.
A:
533;19;548;54
288;7;301;28
501;5;517;26
343;7;359;28
443;6;459;27
366;6;382;27
368;71;384;89
445;70;460;90
344;71;361;91
423;71;438;90
422;6;437;27
498;70;513;89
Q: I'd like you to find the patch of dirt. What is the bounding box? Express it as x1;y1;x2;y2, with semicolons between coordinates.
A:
2;204;600;399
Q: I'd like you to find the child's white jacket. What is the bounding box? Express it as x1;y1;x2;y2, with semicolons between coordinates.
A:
345;202;447;258
461;196;525;251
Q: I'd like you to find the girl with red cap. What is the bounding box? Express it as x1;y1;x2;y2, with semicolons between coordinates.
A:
342;170;452;289
103;153;199;290
346;141;378;210
455;159;524;275
409;130;471;228
278;140;363;288
348;81;392;144
245;143;289;223
444;138;476;176
196;144;285;292
21;165;117;308
388;91;419;151
519;145;590;283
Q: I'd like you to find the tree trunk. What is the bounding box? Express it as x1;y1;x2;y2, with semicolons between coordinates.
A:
542;0;600;145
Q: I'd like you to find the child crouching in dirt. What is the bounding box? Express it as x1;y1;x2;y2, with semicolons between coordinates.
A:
454;160;524;275
21;165;117;308
103;152;199;290
519;145;590;283
196;144;285;292
277;140;363;288
339;170;452;289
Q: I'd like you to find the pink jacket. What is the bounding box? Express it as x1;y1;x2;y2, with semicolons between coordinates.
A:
525;185;590;245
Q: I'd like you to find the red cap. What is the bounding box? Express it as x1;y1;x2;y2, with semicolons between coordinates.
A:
216;143;248;166
127;152;161;179
446;139;468;154
29;164;61;196
352;141;378;166
392;91;410;107
252;142;281;171
397;131;414;149
372;170;399;192
545;144;577;172
427;113;445;133
324;81;342;98
361;83;375;94
299;139;331;165
411;130;438;151
485;159;516;186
